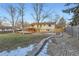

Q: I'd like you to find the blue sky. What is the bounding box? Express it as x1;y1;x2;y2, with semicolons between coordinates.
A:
0;3;73;23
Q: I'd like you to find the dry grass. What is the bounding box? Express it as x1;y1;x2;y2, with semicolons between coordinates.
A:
0;33;49;51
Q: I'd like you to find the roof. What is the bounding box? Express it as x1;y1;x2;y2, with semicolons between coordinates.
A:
0;26;12;29
56;17;66;25
31;22;55;26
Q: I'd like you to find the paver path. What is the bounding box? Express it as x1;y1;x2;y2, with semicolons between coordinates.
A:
48;32;79;56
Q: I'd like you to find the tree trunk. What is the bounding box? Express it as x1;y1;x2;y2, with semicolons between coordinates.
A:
12;15;15;33
22;15;24;35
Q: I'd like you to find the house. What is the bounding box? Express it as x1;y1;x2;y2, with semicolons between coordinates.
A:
24;17;66;33
0;26;13;33
53;17;66;33
0;26;21;33
25;22;56;33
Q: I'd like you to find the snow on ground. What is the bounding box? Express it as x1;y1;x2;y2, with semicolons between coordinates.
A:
0;41;50;56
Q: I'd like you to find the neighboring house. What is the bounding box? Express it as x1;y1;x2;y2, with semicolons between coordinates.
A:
24;17;66;33
0;26;13;32
0;26;21;33
56;17;66;26
25;22;56;33
53;17;66;33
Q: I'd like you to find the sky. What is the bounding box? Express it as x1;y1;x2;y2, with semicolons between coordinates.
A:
0;3;73;24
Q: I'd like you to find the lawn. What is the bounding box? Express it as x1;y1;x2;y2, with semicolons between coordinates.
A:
0;33;50;51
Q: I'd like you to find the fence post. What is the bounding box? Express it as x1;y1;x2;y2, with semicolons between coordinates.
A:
77;26;79;40
71;26;73;37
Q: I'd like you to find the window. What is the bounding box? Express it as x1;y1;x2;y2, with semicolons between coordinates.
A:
48;24;51;27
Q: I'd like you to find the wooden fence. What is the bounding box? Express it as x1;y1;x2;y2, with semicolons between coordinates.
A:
65;25;79;40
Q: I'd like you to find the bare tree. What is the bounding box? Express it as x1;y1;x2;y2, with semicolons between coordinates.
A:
15;20;29;29
0;17;3;26
0;16;7;26
48;13;60;23
18;4;25;34
32;3;52;32
5;4;16;33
